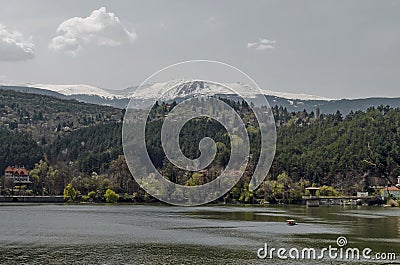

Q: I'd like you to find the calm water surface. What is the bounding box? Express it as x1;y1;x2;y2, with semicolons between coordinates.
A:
0;204;399;264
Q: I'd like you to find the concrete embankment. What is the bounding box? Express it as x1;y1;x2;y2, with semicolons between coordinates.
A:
0;196;65;203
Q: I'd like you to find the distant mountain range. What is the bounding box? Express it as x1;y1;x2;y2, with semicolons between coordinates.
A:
1;82;400;114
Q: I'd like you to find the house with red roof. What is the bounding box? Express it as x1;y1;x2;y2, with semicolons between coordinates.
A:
382;177;400;200
4;166;31;185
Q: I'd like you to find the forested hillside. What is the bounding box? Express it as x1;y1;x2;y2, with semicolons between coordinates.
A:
273;106;400;195
1;90;399;203
0;128;42;172
0;89;123;144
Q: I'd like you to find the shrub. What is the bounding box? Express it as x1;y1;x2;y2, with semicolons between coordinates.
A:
104;189;119;203
63;183;78;202
317;185;339;197
81;195;90;202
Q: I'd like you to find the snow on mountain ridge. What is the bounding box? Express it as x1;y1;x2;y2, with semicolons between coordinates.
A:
27;84;121;99
226;82;332;101
26;81;333;101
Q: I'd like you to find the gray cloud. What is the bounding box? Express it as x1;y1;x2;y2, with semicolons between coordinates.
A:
247;38;276;50
0;24;34;61
206;17;217;24
49;7;137;55
1;1;399;99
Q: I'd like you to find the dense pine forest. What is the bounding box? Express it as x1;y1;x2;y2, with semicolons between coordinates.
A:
1;89;399;204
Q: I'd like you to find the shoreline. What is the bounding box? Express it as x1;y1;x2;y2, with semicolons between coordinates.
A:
0;197;398;208
0;195;65;203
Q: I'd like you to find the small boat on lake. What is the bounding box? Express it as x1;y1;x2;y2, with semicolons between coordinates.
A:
287;219;298;226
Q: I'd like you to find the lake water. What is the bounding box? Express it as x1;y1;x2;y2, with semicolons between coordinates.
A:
0;204;399;264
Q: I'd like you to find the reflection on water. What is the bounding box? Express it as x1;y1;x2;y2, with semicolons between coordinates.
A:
0;204;399;264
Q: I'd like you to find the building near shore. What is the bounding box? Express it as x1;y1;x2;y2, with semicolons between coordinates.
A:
4;166;32;187
381;177;400;200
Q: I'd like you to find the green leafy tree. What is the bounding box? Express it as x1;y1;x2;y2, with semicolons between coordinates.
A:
238;183;254;203
317;185;339;197
63;183;78;202
104;188;119;203
185;172;204;186
30;160;60;195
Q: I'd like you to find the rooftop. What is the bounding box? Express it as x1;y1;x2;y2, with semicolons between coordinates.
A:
386;186;400;192
5;166;29;176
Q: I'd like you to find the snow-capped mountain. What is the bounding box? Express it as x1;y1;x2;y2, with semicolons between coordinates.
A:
25;80;332;102
3;81;400;115
26;84;121;99
124;80;333;101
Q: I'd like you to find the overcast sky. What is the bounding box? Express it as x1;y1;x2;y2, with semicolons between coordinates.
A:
0;0;399;99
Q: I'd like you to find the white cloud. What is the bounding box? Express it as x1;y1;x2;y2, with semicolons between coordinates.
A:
49;7;137;55
247;38;276;50
0;24;34;61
